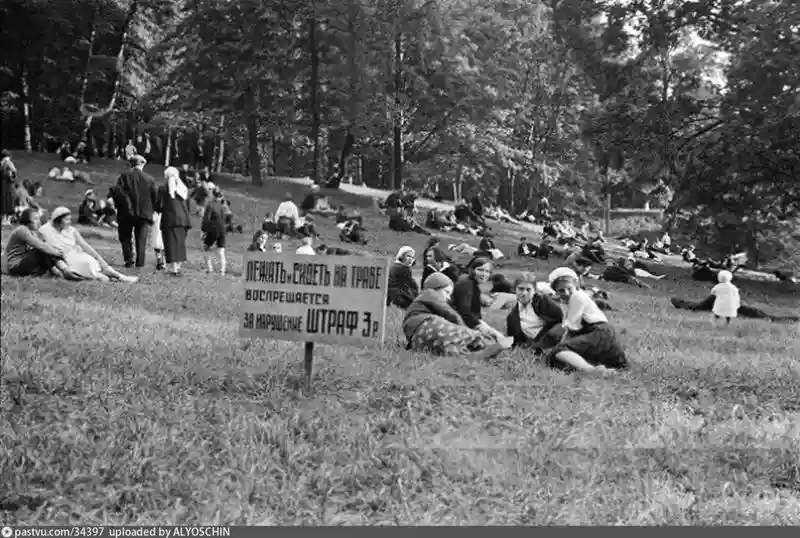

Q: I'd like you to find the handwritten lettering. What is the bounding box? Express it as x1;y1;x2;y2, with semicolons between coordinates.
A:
306;308;361;336
350;266;383;290
243;313;303;332
245;260;331;287
245;289;330;305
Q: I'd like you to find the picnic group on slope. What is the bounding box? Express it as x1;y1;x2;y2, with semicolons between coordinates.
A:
385;243;758;374
2;154;231;282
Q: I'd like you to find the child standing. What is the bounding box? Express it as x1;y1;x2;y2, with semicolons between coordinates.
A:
711;270;740;325
201;190;227;275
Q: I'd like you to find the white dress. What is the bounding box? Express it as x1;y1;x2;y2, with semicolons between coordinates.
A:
711;282;740;318
39;223;103;279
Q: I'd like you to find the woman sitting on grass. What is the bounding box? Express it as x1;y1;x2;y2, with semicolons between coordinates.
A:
505;272;564;352
387;246;419;309
3;208;74;278
451;257;509;342
542;267;628;374
402;273;508;358
39;206;138;283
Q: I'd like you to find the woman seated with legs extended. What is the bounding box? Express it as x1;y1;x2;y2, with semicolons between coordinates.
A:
542;267;628;374
402;273;508;358
3;208;74;278
39;206;138;283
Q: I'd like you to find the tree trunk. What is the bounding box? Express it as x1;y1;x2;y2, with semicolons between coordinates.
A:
392;29;403;191
78;0;100;140
216;115;225;172
20;63;32;152
309;8;321;185
246;91;262;186
165;127;173;167
81;0;139;134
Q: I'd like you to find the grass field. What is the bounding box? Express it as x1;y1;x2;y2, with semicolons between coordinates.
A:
1;153;799;525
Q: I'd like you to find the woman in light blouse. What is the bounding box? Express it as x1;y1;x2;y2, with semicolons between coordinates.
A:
542;267;628;373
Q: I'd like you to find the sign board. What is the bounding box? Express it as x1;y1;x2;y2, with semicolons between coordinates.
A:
240;252;391;346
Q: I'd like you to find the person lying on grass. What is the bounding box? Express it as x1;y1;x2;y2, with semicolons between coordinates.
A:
670;296;799;323
387;246;419;309
39;206;138;283
451;257;508;342
602;257;654;289
402;272;511;358
542;267;628;374
3;207;75;279
505;272;564;353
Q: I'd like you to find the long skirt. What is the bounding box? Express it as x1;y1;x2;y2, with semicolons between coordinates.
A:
404;314;486;356
162;226;188;263
543;322;627;371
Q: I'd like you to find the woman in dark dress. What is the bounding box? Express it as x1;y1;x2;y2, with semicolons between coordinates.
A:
155;166;192;275
1;150;18;225
451;257;506;342
387;246;419;309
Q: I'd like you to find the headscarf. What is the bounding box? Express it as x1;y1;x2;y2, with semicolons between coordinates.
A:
396;246;415;263
718;270;733;284
548;267;579;285
423;272;453;290
164;166;188;200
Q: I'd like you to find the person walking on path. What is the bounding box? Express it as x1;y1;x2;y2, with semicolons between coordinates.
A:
111;155;158;268
155;166;192;275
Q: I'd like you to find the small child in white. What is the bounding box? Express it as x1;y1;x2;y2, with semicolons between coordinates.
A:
711;270;740;325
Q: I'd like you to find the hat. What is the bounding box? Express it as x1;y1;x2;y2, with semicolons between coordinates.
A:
424;272;453;290
84;189;96;198
396;246;415;261
129;155;146;166
548;267;579;285
51;206;71;221
311;184;320;191
718;270;733;283
1;149;10;159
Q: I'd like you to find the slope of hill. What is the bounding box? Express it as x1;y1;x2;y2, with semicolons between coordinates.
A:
2;153;798;525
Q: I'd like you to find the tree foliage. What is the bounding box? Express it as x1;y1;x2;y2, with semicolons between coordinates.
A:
2;0;798;267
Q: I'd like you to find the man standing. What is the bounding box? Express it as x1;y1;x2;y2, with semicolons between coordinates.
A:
112;155;158;268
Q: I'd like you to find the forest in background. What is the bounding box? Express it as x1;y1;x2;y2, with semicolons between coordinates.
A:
1;0;798;267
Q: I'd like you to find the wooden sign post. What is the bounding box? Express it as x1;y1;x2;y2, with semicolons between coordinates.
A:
240;252;391;392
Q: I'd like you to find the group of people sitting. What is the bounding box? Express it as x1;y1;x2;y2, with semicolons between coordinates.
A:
387;245;629;373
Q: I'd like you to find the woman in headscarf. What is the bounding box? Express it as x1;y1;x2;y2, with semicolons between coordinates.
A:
542;267;627;374
39;207;138;283
387;246;419;309
1;150;18;225
154;166;192;275
402;273;508;358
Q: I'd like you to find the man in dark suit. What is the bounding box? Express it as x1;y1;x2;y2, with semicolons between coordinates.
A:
111;155;158;268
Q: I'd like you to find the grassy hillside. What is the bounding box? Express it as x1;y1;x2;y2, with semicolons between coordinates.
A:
1;153;799;525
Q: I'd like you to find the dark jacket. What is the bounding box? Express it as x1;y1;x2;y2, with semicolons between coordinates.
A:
202;200;226;236
479;237;495;251
451;275;484;329
387;262;419;308
113;168;158;223
506;294;563;346
154;186;192;229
